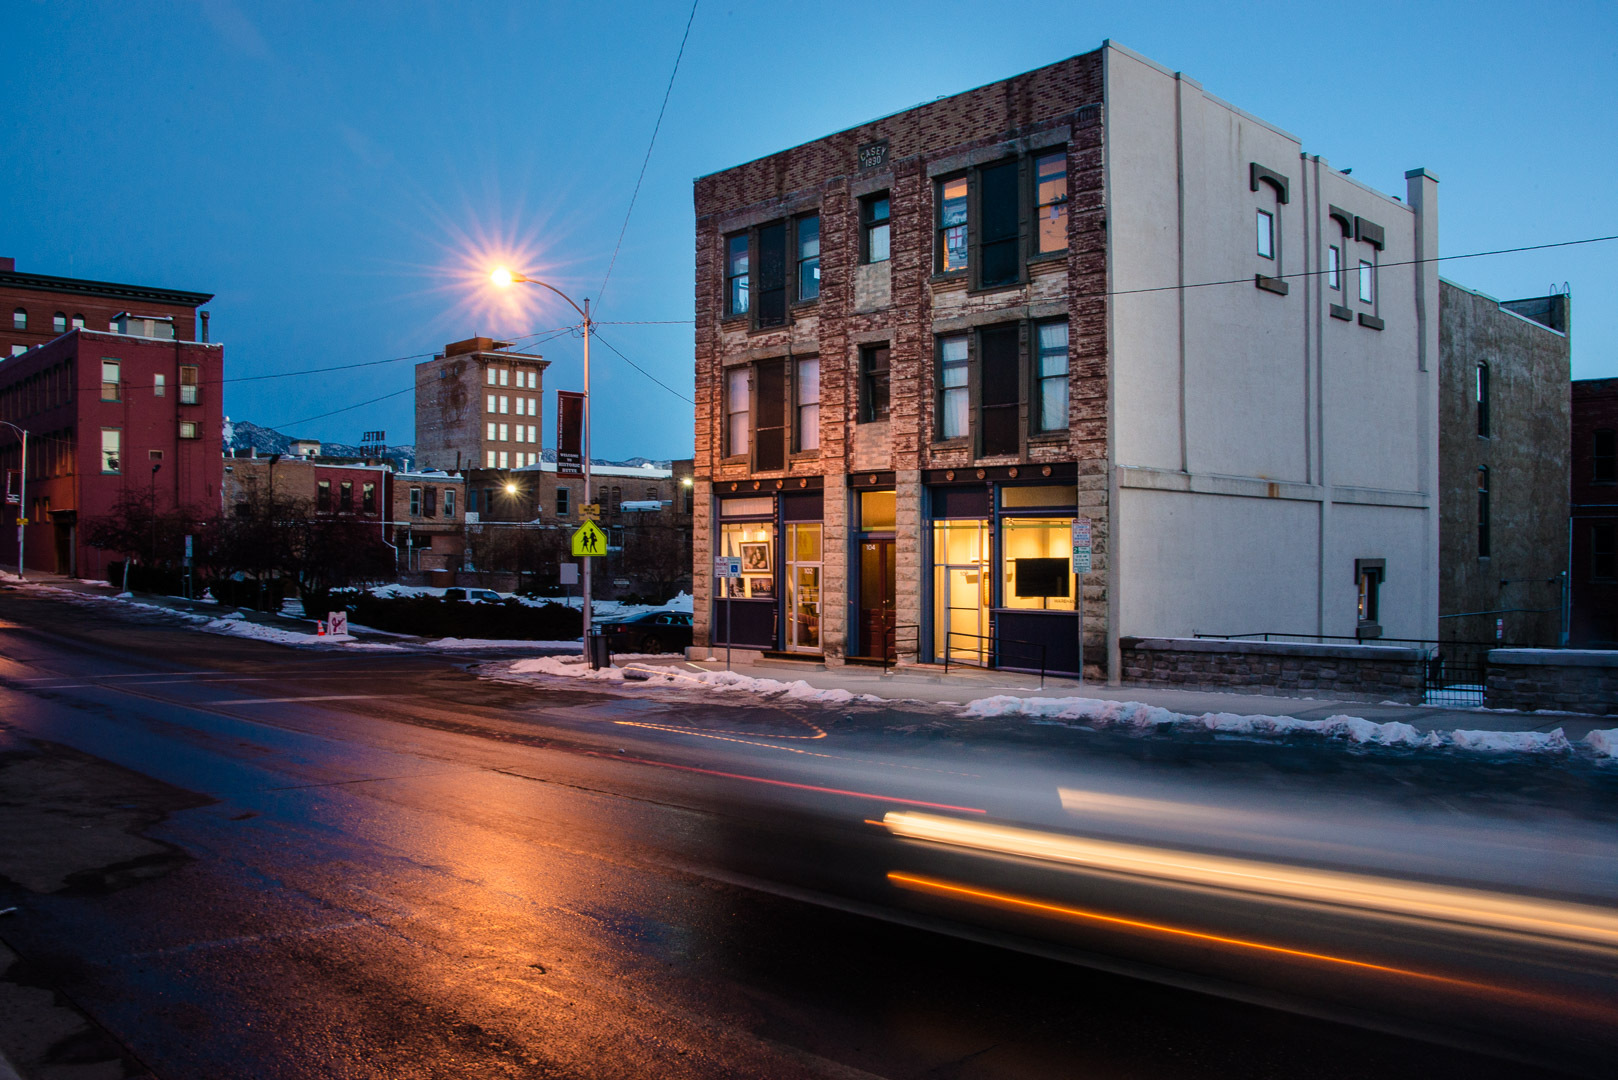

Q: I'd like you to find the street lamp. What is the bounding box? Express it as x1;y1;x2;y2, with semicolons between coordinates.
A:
0;421;28;580
490;268;596;653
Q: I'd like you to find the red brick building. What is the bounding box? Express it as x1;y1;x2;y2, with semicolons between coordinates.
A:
2;256;211;357
1570;377;1618;646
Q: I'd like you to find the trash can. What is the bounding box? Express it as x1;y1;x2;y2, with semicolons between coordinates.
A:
587;631;611;671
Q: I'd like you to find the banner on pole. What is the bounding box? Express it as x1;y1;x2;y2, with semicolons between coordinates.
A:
557;391;585;476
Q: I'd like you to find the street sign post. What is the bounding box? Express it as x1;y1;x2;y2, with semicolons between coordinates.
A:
570;521;607;557
1071;518;1092;684
714;556;743;671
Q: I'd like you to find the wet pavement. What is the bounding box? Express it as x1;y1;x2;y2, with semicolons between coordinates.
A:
0;584;1611;1078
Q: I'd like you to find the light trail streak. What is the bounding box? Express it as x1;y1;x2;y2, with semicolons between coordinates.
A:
590;753;987;813
883;813;1618;951
887;871;1485;988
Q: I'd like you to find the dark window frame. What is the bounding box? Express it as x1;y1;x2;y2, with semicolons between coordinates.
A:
1477;465;1491;558
1032;318;1070;436
935;172;970;277
1031;149;1069;257
317;480;332;512
861;192;890;264
859;344;890;423
362;482;377;515
1477;362;1491;438
794;212;820;303
724;232;750;318
339;481;353;513
556;485;571;517
1593;522;1617;582
1593;428;1616;483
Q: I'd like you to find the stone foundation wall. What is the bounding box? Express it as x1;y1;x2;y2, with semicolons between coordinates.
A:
1120;637;1426;704
1485;649;1618;716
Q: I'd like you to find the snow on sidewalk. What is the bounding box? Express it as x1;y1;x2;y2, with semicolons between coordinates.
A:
508;655;883;704
964;694;1613;758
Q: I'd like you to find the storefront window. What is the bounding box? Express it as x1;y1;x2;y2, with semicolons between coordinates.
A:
787;523;822;651
859;490;896;531
933;519;991;663
719;520;775;600
1002;517;1075;611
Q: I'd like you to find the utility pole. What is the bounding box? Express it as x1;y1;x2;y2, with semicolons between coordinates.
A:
581;298;593;653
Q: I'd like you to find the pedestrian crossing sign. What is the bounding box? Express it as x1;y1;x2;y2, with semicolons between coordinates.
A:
570;521;607;557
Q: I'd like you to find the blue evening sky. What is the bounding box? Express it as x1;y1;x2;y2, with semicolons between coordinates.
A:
3;1;1614;460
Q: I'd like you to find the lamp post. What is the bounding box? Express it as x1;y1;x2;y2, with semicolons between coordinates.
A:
490;269;595;655
0;421;28;580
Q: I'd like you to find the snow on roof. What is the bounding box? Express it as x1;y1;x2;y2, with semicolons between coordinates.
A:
619;500;667;512
517;460;672;480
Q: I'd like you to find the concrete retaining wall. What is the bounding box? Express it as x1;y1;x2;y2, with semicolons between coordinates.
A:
1120;637;1427;704
1485;649;1618;716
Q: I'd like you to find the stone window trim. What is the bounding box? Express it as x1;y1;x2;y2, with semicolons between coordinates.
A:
923;124;1072;179
932;301;1065;336
849;172;893;199
1249;162;1290;204
713;192;823;239
1354;216;1385;250
1328;205;1354;237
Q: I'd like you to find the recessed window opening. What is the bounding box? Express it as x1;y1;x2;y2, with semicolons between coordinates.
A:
1034;151;1068;254
938;176;968;273
1477;363;1491;437
1035;321;1070;433
860;345;890;422
1592;429;1615;483
796;214;820;301
796;357;820;452
862;194;890;263
726;234;749;316
726;367;749;457
1359;260;1375;304
938;335;969;440
1256;210;1274;259
1328;245;1342;290
1477;466;1491;558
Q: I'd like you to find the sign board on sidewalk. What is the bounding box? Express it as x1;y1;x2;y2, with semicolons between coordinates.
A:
714;556;743;579
559;562;579;585
327;611;349;638
1071;518;1093;574
556;391;585;476
570;521;607;557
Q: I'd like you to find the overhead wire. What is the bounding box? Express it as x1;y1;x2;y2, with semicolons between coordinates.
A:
595;0;700;309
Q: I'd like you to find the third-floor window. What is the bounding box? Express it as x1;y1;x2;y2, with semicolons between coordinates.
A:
935;147;1068;288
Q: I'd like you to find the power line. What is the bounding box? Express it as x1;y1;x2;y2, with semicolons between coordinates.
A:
596;0;699;309
595;319;694;325
1095;232;1617;301
591;330;693;404
269;385;413;432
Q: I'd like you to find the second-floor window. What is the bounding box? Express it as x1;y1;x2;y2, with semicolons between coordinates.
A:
753;359;787;470
179;366;199;404
862;193;890;263
726;366;749;458
339;481;353;512
1594;523;1617;581
796;357;820;452
154;374;165;397
363;482;376;514
178;421;198;439
556;486;570;516
101;429;120;473
1477;363;1491;437
101;360;120;401
1035;321;1070;433
443;488;455;517
317;481;332;511
409;487;421;516
938;334;969;439
424;487;437;517
726;233;750;316
797;214;820;301
860;344;890;423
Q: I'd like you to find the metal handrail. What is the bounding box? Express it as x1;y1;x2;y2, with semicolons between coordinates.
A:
944;629;1048;689
884;623;919;673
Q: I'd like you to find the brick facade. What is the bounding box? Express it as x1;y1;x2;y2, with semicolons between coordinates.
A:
1570;377;1618;646
692;50;1109;673
414;338;548;474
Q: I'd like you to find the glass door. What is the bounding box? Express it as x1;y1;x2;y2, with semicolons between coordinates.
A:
932;519;991;664
786;523;822;652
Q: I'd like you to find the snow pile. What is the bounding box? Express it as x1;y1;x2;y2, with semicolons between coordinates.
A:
964;695;1435;747
962;694;1615;758
507;656;876;703
202;617;402;650
426;638;582;649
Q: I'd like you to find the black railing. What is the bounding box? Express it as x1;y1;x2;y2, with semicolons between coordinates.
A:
1191;632;1520;707
944;630;1048;689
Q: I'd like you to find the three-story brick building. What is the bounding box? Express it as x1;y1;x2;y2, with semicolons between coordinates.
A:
691;42;1441;678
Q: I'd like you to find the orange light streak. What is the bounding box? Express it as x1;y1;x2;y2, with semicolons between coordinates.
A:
887;871;1481;987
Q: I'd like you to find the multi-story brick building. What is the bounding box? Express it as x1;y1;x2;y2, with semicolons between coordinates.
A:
1570;377;1618;646
1;256;212;360
1437;283;1570;647
392;469;465;575
1;325;221;578
413;337;548;473
691;42;1441;677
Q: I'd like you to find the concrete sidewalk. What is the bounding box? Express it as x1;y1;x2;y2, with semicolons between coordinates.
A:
659;652;1614;740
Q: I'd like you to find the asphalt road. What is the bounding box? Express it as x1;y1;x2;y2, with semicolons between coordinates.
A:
0;585;1613;1079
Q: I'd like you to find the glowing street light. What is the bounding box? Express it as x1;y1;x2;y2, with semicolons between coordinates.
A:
489;268;597;655
504;482;518;495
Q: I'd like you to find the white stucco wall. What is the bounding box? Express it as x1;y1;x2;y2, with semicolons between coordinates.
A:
1102;42;1439;655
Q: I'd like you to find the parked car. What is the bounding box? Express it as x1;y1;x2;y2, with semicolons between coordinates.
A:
443;588;503;603
599;610;692;654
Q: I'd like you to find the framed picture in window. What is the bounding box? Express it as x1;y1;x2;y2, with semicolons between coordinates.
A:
739;541;772;573
747;575;774;599
725;577;748;599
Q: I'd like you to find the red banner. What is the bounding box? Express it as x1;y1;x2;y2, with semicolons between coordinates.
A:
556;391;584;476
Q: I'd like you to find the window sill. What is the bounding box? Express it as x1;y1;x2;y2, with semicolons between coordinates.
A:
930;438;972;451
746;322;791;337
1255;274;1290;296
720;314;749;328
1027;250;1067;267
929;271;969;286
1356;622;1383;640
1329;304;1353;321
788;450;821;462
790;297;820;311
1028;432;1069;444
1358;313;1385;331
854;415;891;426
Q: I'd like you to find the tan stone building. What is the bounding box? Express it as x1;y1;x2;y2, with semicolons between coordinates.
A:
414;337;549;473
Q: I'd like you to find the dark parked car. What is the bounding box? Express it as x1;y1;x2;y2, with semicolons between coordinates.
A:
600;610;692;654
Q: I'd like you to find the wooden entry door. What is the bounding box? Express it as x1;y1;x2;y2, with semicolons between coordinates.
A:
858;540;896;659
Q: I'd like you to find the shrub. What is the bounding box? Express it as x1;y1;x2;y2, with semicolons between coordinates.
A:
342;594;581;640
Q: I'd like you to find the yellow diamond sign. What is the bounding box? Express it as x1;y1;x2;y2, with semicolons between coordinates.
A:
570;520;607;557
